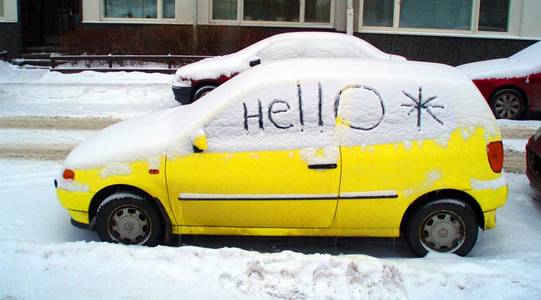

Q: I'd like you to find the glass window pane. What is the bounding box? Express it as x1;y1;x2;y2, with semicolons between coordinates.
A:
104;0;157;19
305;0;331;23
213;0;238;20
362;0;394;27
478;0;509;32
399;0;472;30
0;0;4;17
244;0;300;22
163;0;175;18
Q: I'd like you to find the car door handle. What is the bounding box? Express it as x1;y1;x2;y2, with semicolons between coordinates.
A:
308;163;337;170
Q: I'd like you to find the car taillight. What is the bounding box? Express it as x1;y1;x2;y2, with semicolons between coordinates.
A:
63;169;75;180
487;141;504;173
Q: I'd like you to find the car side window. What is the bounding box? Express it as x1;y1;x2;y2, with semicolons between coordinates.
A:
204;81;337;152
334;84;456;146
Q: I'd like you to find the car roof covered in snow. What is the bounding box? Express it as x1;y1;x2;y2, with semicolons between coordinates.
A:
66;58;494;169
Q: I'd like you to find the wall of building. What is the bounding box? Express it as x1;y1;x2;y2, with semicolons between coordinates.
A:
70;0;540;66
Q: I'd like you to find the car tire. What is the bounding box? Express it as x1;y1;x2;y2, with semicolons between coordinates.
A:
96;192;164;246
193;85;216;102
490;89;526;120
405;199;478;257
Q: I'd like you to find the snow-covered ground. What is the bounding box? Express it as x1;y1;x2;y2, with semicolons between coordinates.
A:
0;62;179;118
0;160;540;299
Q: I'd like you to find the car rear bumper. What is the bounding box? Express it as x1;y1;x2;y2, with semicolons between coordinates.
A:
172;86;193;105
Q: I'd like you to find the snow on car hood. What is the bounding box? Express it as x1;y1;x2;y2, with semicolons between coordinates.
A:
174;54;250;82
63;103;212;169
457;58;538;80
457;41;541;80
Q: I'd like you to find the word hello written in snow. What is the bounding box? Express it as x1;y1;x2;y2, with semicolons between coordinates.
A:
242;83;386;132
242;83;443;131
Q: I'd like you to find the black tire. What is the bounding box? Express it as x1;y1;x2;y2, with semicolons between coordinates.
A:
192;85;216;102
490;89;526;120
96;192;164;246
405;199;478;257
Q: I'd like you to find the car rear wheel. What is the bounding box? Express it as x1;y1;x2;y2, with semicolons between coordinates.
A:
193;85;216;102
490;89;526;120
405;199;478;257
96;192;164;246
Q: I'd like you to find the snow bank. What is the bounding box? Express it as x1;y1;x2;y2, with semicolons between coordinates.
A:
0;61;179;118
0;242;406;300
457;41;541;80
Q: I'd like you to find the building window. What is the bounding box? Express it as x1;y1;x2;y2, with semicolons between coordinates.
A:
213;0;238;20
212;0;332;24
244;0;300;22
163;0;175;18
360;0;510;34
362;0;393;27
305;0;331;23
478;0;509;32
399;0;472;30
104;0;175;19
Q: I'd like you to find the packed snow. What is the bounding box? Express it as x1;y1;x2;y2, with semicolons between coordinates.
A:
173;32;406;84
0;61;178;118
503;139;528;153
1;160;540;299
457;41;541;80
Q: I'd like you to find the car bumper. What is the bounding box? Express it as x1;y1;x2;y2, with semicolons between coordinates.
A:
172;85;193;105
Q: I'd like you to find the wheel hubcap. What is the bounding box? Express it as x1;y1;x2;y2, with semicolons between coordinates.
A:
420;211;465;252
108;205;151;245
494;93;521;119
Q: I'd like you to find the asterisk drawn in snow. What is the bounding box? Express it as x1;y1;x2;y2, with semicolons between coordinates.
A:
401;87;444;130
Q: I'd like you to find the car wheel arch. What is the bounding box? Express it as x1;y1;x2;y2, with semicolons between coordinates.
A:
490;85;528;104
191;81;219;101
399;189;484;235
89;184;173;244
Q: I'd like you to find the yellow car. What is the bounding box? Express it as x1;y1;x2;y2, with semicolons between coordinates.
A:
56;58;507;256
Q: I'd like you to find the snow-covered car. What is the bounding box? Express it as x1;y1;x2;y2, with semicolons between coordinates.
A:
457;41;541;120
172;32;406;104
526;127;541;195
56;58;506;257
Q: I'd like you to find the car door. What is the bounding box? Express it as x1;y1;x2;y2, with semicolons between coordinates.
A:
166;81;340;228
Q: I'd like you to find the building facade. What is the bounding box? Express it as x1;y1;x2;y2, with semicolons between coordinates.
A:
1;0;540;65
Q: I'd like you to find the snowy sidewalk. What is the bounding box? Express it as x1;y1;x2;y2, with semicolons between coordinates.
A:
0;160;540;299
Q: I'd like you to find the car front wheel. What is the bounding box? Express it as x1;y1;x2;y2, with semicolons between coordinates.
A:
96;192;164;246
490;89;526;120
405;199;478;257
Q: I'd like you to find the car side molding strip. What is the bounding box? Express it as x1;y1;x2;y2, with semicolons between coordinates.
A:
178;191;398;201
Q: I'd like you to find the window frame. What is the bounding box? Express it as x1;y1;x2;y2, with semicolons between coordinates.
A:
210;0;335;28
358;0;519;38
100;0;177;23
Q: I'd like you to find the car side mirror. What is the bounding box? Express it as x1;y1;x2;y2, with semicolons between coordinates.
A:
249;57;261;67
191;131;208;153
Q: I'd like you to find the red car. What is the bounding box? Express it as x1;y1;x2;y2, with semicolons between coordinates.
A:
458;41;541;120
